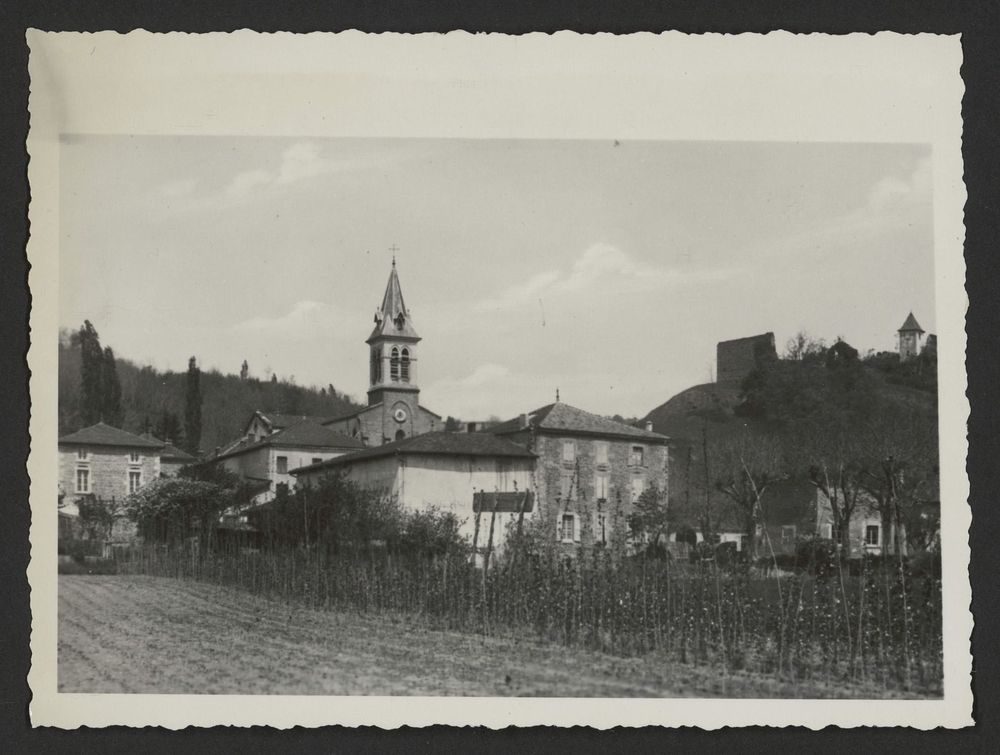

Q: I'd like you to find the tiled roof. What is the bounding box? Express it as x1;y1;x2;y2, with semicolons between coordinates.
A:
212;419;363;461
489;402;669;443
367;262;420;342
291;431;535;474
898;312;924;333
250;411;337;432
59;422;164;449
161;443;197;463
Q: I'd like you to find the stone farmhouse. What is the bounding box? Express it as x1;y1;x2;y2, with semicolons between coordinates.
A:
58;422;164;518
487;403;670;550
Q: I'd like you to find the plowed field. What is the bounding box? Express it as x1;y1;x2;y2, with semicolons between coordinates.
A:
58;575;911;697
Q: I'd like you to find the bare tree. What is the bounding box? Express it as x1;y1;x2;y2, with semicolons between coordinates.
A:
711;427;785;561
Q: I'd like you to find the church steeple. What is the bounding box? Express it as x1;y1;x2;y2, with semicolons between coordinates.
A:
367;261;420;344
367;261;421;408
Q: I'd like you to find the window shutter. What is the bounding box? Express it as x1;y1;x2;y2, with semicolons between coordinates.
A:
574;514;581;542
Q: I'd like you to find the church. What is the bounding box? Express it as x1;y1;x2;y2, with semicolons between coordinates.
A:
323;260;442;446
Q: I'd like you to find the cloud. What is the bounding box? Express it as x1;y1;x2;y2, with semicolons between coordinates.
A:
866;156;932;212
477;243;688;311
221;141;331;199
277;142;328;184
233;300;347;340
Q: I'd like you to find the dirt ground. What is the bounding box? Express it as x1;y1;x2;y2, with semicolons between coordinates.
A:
58;575;917;697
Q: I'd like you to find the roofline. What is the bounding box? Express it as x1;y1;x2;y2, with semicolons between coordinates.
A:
211;436;360;463
58;439;164;449
491;425;670;444
292;445;537;475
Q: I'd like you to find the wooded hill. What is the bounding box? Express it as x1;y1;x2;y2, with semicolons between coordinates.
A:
58;327;362;454
643;336;939;539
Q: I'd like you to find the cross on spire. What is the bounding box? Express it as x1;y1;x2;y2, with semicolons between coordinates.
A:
389;243;400;266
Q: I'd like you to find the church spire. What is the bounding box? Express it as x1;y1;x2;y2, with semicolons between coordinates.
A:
367;261;420;344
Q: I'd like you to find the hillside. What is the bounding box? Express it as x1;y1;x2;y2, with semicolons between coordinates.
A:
643;348;939;534
58;329;362;453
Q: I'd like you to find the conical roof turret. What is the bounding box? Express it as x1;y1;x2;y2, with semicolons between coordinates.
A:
898;312;924;334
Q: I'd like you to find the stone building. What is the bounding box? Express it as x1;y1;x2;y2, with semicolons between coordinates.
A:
715;332;777;385
897;311;938;362
324;260;441;446
58;422;164;516
488;402;670;550
211;419;363;505
291;431;536;545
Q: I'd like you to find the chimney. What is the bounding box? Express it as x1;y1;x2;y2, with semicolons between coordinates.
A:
519;413;529;430
645;420;654;432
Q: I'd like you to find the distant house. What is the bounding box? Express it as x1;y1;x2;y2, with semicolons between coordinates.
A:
159;442;197;477
488;402;670;551
292;431;537;545
211;419;364;504
58;422;164;517
241;410;338;444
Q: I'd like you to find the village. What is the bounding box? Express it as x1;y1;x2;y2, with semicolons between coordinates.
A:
57;260;941;572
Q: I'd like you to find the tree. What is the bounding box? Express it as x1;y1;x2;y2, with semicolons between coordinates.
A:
184;356;202;455
100;346;124;427
784;331;827;362
856;402;938;557
712;428;784;561
126;477;233;550
444;415;461;431
627;482;669;551
77;321;105;426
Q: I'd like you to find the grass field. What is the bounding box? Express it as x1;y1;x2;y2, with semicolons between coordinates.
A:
58;575;928;697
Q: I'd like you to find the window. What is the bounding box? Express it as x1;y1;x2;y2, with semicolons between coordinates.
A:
781;525;797;544
128;470;142;494
400;348;410;382
821;523;833;540
595;513;608;546
496;460;512;491
312;458;322;465
560;513;577;542
562;439;575;464
595;441;609;466
276;456;288;474
594;472;609;502
390;347;400;381
395;429;406;441
560;471;575;500
630;445;645;467
631;475;645;503
865;524;880;546
129;451;141;464
76;448;89;461
75;468;90;493
370;346;382;384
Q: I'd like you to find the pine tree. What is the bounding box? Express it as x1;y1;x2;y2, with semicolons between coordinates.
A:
100;346;124;427
184;356;202;455
78;321;105;426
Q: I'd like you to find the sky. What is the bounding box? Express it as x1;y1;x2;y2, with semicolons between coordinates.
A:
59;136;935;420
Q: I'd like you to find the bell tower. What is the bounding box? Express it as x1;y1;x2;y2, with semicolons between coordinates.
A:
366;258;421;442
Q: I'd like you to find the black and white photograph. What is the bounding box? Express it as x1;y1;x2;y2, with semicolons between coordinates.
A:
25;31;971;729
